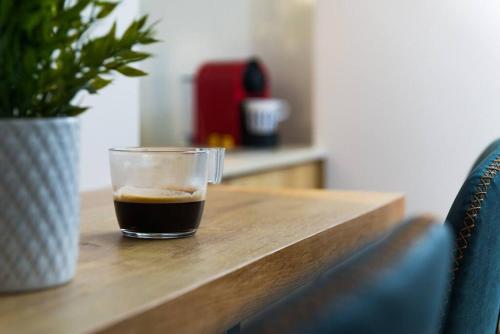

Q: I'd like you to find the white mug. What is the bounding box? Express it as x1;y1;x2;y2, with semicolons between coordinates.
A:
244;98;290;135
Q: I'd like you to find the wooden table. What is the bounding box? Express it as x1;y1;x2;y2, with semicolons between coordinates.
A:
0;186;404;334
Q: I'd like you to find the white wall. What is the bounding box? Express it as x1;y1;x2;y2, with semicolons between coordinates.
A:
315;0;500;217
79;0;141;190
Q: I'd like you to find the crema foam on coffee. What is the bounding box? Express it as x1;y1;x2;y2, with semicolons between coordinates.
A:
113;186;205;235
114;185;204;203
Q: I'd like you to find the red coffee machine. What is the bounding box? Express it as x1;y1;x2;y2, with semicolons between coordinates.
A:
194;58;270;148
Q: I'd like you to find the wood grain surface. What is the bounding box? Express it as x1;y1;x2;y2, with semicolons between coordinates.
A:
0;186;404;334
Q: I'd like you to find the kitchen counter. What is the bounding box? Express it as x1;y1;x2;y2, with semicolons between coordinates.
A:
0;186;404;334
223;145;327;179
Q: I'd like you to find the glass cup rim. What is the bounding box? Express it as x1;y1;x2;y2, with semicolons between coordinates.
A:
109;147;222;154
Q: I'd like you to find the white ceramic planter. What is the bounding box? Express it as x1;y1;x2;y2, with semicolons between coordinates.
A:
0;117;80;292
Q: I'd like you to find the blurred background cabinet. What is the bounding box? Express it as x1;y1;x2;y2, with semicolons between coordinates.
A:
222;146;325;189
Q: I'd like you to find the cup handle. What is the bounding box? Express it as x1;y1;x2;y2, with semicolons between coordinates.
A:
207;148;225;184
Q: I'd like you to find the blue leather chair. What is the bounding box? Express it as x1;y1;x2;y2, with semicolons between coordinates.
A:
469;138;500;173
442;146;500;334
242;217;452;334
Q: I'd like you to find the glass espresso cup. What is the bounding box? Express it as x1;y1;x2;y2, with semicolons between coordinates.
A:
109;147;224;239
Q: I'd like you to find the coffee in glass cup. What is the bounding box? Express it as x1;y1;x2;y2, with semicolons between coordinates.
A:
109;147;224;239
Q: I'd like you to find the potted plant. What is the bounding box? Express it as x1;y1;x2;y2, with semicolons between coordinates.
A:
0;0;157;292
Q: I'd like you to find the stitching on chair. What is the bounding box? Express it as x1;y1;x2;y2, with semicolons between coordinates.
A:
451;154;500;281
441;154;500;332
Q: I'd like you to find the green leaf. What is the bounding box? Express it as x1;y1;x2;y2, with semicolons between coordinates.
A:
0;0;13;23
136;15;148;30
96;1;119;19
139;36;160;45
121;21;139;45
115;66;147;77
106;21;117;38
116;50;150;61
66;105;89;116
23;14;41;32
90;76;113;91
104;60;123;69
60;0;93;21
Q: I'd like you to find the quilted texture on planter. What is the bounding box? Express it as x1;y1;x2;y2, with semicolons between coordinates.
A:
0;118;79;292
